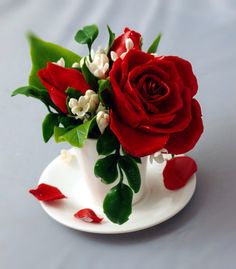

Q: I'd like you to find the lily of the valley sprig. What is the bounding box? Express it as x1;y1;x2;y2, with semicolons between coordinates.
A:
12;24;203;224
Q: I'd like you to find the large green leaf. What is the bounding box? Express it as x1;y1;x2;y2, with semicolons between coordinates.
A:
28;33;81;89
96;127;119;155
54;117;95;147
147;33;162;54
94;154;118;184
103;183;133;224
118;156;141;193
42;113;60;142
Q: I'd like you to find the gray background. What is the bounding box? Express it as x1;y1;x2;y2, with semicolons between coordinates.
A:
1;0;236;268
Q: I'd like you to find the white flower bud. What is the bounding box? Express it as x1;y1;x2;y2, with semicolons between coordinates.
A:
125;38;134;51
53;57;65;67
110;51;118;62
96;111;110;134
72;62;80;68
87;48;109;79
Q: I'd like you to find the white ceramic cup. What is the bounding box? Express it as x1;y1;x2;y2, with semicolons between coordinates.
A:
72;139;148;206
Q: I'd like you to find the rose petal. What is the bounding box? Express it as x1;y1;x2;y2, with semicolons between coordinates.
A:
29;183;66;201
110;111;168;157
74;208;103;223
163;156;197;190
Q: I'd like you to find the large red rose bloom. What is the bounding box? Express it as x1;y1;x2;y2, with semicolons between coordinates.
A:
38;63;90;113
109;50;203;157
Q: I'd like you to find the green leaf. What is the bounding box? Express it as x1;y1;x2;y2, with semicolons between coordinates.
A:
54;126;69;143
122;148;142;164
81;61;98;91
118;155;141;193
59;115;82;128
28;33;81;89
147;33;162;54
54;117;95;147
98;79;112;106
75;24;99;47
96;127;119;155
42;113;60;142
65;87;83;99
107;25;115;50
103;183;133;224
11;85;56;111
94;154;118;184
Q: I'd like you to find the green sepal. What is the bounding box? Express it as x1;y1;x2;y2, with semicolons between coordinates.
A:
27;33;81;89
103;183;133;224
66;87;83;99
81;61;98;91
107;25;115;51
98;79;112;107
147;33;162;54
118;155;141;193
94;154;118;184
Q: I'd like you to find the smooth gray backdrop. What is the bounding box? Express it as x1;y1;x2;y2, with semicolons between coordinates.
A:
1;0;236;268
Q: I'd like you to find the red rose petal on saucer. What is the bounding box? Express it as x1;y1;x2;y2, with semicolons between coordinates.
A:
74;208;103;223
29;183;66;201
163;156;197;190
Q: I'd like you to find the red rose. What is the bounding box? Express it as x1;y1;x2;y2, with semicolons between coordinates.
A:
109;50;203;157
38;63;90;113
110;27;141;58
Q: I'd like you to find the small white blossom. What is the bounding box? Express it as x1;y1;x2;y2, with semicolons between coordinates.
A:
150;149;168;164
87;48;109;79
96;111;110;134
60;149;75;163
68;90;99;121
53;57;65;67
72;62;80;68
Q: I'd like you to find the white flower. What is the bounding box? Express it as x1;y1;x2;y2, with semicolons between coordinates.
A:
72;62;80;68
86;48;109;79
53;57;65;67
125;38;134;51
60;149;75;163
150;149;168;164
96;111;110;134
68;90;99;121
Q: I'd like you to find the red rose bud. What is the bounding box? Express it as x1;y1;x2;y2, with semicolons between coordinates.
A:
38;63;90;113
29;183;66;201
74;208;103;223
163;156;197;190
110;27;141;59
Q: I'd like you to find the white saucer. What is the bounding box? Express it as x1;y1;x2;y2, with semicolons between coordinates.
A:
38;152;196;234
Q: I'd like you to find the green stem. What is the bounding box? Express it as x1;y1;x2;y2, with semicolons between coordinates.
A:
171;154;175;159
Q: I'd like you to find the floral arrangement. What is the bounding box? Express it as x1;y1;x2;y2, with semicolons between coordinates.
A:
12;25;203;225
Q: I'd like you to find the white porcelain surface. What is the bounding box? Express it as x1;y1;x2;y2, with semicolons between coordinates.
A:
38;149;196;234
71;140;148;205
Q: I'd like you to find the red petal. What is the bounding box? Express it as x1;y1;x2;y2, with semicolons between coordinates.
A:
110;111;168;157
74;208;103;223
163;156;197;190
29;183;66;201
165;99;204;154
